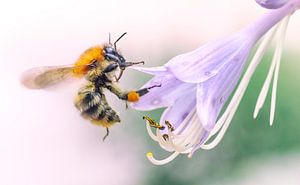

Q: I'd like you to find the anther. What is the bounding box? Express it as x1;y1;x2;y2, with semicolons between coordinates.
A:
165;120;175;132
162;134;169;141
143;116;165;130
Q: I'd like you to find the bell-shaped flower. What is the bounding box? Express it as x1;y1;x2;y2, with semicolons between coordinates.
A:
255;0;289;9
132;0;300;165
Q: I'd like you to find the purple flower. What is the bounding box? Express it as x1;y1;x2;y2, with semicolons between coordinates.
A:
132;0;300;165
255;0;289;9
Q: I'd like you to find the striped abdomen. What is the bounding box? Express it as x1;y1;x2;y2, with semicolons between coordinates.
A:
75;85;120;127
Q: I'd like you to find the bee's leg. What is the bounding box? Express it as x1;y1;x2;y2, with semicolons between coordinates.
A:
105;83;161;102
120;61;145;68
117;61;145;81
102;127;110;142
103;63;119;73
134;84;161;97
116;69;124;82
143;116;165;130
124;83;161;102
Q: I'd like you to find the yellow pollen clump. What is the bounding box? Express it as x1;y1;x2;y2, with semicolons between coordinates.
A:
127;91;140;102
146;152;153;157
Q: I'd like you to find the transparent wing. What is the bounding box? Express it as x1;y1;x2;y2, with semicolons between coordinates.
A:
20;65;76;89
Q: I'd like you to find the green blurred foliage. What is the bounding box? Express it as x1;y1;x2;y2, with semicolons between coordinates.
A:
132;52;300;185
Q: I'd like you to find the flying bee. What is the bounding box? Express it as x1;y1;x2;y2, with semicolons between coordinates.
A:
21;32;160;141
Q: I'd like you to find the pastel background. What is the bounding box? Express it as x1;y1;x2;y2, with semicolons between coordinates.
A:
1;0;300;185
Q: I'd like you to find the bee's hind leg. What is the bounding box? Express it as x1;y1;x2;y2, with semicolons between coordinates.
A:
102;127;110;142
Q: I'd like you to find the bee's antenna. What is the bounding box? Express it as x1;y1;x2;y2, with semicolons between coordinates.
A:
108;33;112;45
114;32;127;50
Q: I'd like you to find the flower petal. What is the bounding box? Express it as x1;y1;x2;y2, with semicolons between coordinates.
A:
159;91;196;130
196;49;250;131
130;66;169;76
166;34;252;83
255;0;288;9
132;74;196;110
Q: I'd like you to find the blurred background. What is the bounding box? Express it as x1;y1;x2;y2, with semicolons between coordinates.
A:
1;0;300;184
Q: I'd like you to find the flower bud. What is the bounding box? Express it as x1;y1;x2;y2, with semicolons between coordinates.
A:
255;0;288;9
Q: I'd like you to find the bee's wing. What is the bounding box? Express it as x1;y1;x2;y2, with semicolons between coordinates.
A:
21;65;77;89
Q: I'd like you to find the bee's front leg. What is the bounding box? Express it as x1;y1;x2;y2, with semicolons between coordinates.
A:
105;83;161;103
116;61;145;81
126;84;161;102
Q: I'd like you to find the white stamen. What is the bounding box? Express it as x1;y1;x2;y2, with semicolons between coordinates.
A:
145;107;203;164
169;115;201;152
173;107;197;135
254;15;290;121
146;152;180;165
145;120;159;141
270;15;290;125
162;110;198;152
155;128;174;152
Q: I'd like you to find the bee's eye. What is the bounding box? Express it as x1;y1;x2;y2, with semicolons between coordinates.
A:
105;55;113;60
104;47;114;54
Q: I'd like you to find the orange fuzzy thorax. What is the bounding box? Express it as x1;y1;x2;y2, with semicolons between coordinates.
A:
72;46;105;77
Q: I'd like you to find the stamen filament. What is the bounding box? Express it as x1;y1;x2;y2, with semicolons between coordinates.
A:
146;152;180;165
254;16;290;121
270;15;290;125
156;128;174;151
145;120;159;141
169;118;200;152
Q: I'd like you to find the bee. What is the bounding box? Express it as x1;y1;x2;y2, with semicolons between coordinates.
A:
21;32;160;141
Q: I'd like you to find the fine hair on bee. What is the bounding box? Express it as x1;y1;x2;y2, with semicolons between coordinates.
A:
21;32;161;141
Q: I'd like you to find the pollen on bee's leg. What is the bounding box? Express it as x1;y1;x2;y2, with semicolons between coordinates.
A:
127;91;140;102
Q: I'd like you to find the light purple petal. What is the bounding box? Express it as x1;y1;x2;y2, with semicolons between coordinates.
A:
196;47;251;131
132;74;196;110
166;33;253;83
255;0;288;9
130;66;169;76
159;91;196;130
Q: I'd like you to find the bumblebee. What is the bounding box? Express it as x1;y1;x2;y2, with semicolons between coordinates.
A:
21;33;160;141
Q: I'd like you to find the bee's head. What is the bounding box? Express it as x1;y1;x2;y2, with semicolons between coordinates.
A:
103;45;126;68
103;32;128;70
101;32;144;80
